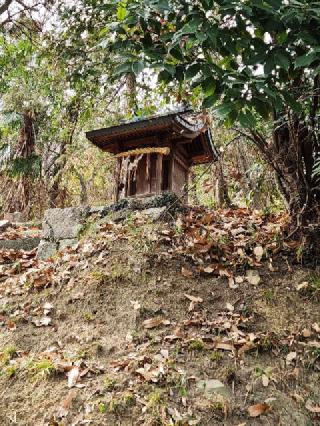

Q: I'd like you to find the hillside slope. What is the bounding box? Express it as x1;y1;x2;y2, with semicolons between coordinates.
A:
0;208;319;426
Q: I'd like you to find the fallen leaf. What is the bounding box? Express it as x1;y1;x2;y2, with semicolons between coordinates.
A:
181;267;194;278
296;282;309;291
184;293;203;312
305;400;320;413
160;349;169;359
33;317;52;327
136;364;163;382
246;270;261;286
67;366;80;388
248;403;270;417
302;328;311;338
6;320;17;330
225;302;234;312
286;351;297;365
262;375;269;387
237;342;256;357
291;393;304;403
164;334;181;342
130;300;141;311
214;342;234;351
43;302;54;315
253;246;264;261
235;276;244;284
306;341;320;349
312;323;320;333
110;359;130;370
143;318;170;329
57;390;77;418
43;302;54;311
184;294;203;303
228;277;238;289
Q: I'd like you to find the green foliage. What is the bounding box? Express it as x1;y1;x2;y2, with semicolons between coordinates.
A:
110;0;320;128
5;155;41;179
28;358;56;379
188;339;205;351
5;365;17;378
98;402;107;413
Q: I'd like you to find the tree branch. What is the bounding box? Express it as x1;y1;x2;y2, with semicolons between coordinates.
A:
0;0;14;16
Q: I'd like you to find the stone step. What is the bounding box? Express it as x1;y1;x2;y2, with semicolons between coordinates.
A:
0;237;40;251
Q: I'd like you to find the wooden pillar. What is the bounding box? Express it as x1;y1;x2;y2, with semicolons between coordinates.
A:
114;158;121;202
156;154;163;194
169;147;174;192
146;153;151;194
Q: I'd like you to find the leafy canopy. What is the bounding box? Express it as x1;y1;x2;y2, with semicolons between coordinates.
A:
110;0;320;128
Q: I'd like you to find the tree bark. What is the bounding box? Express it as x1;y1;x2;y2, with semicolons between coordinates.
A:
214;161;231;208
47;101;80;208
251;117;320;231
5;110;36;214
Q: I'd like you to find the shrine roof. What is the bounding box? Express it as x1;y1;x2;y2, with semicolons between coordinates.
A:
86;108;219;164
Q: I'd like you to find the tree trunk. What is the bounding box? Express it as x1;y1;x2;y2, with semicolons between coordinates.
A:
125;73;137;115
214;161;231;208
48;148;67;208
3;110;37;216
252;116;320;232
46;100;80;208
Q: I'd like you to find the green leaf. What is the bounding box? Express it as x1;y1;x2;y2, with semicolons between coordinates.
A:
195;31;206;43
238;110;256;128
180;16;202;34
169;47;184;61
150;0;169;12
201;0;214;11
116;3;127;21
163;63;175;75
214;102;234;119
275;52;291;70
201;77;216;97
254;99;271;119
175;65;184;82
202;94;217;108
207;26;218;47
264;55;275;75
131;61;144;75
158;69;172;83
263;86;277;99
276;32;288;44
282;92;302;112
295;52;318;68
185;63;201;80
114;62;132;75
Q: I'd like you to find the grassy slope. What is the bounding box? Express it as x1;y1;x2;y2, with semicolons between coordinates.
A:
0;210;319;426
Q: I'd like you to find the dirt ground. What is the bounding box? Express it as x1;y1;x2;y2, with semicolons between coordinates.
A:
0;209;319;425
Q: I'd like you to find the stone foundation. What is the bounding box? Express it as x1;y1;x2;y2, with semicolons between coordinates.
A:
37;192;181;259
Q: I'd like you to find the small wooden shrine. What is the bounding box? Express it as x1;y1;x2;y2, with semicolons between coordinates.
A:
86;109;219;201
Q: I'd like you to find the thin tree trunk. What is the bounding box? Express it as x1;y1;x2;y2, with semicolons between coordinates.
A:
215;161;231;208
47;102;80;208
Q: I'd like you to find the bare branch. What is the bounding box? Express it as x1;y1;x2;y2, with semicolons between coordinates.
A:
0;0;14;16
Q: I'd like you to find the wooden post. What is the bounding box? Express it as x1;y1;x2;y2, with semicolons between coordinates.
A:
169;148;174;193
114;158;121;202
146;153;151;194
156;154;163;194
